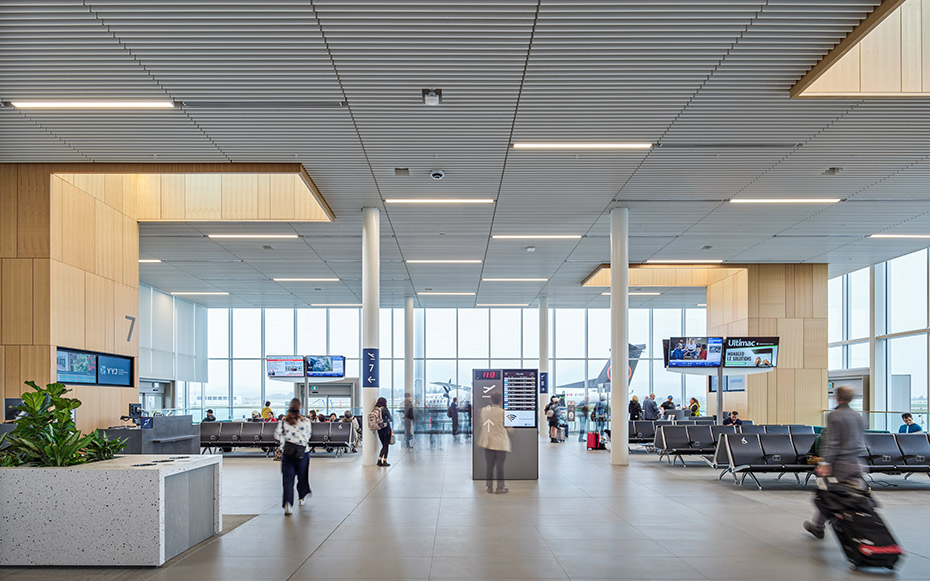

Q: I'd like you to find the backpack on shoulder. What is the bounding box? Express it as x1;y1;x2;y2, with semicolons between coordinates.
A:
368;407;385;431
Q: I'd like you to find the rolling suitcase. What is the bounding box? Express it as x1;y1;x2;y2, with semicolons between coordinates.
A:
587;431;599;450
814;479;902;570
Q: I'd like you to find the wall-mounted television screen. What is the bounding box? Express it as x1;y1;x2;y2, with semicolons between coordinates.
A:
56;349;98;384
723;337;779;368
266;355;305;377
305;355;345;378
97;354;133;387
709;375;746;392
668;337;723;368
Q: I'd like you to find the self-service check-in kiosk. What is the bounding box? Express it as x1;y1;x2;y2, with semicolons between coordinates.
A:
472;368;539;481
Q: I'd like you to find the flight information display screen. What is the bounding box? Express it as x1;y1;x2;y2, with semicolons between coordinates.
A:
266;355;305;377
306;355;345;377
502;369;538;428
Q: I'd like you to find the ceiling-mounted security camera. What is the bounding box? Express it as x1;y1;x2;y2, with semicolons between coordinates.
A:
430;169;445;180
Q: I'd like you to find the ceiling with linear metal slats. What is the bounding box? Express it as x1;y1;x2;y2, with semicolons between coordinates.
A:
3;0;929;309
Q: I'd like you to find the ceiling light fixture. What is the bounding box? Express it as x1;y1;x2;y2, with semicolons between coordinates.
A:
170;292;229;296
730;198;841;204
512;142;652;150
476;303;529;307
311;303;362;307
138;259;162;263
482;278;548;282
385;198;495;204
10;100;174;109
208;234;298;239
273;278;340;282
870;234;930;239
697;303;707;307
417;292;476;296
406;259;482;264
492;235;582;240
602;292;661;296
646;259;724;264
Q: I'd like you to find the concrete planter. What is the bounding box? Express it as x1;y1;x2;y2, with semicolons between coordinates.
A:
0;454;222;566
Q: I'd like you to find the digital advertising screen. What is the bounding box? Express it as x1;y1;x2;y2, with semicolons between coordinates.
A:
723;337;779;368
266;355;305;377
667;337;723;368
305;355;345;378
97;354;133;387
502;369;538;428
56;349;98;384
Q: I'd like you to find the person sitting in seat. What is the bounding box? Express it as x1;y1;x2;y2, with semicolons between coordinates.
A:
250;410;262;422
261;401;274;420
342;410;361;452
722;411;743;426
899;413;924;434
203;409;216;422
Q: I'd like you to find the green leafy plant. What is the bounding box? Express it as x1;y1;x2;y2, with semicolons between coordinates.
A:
0;381;125;467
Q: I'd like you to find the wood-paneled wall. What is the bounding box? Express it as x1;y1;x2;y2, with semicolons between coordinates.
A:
1;163;328;432
706;264;829;426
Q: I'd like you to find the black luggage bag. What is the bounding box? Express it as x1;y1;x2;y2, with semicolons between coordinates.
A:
814;479;903;570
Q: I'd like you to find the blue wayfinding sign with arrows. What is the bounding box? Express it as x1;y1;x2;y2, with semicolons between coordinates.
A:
362;348;379;388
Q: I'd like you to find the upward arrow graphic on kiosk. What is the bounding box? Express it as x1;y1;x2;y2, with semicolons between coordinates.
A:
483;418;494;432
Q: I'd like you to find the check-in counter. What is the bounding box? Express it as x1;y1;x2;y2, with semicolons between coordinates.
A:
101;415;199;455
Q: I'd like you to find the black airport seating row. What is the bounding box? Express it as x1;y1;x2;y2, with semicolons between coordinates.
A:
652;423;815;465
200;421;356;456
629;419;756;445
200;421;278;454
724;432;930;489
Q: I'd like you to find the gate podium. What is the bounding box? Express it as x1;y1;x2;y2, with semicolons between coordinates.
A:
472;369;539;481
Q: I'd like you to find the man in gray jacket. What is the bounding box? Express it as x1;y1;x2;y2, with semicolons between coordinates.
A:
643;393;661;421
804;386;866;539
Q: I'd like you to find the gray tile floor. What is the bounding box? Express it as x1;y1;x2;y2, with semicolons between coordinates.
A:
3;435;930;580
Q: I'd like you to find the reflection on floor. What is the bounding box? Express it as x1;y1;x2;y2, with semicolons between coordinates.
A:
3;435;930;580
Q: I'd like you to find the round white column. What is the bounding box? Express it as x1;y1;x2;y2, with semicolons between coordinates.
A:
405;295;414;435
610;207;630;466
538;296;549;432
361;207;380;466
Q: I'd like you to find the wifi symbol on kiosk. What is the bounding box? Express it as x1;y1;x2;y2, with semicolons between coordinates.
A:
506;414;517;422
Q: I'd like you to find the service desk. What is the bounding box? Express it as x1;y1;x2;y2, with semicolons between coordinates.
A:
0;454;222;566
101;415;199;455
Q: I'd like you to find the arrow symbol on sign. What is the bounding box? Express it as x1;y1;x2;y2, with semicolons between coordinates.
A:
367;376;375;383
483;385;495;394
483;418;494;432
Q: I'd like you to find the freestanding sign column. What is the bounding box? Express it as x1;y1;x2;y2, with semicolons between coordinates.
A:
361;207;380;467
610;207;630;466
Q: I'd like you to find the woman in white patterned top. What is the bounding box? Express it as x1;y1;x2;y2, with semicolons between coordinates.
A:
275;398;312;514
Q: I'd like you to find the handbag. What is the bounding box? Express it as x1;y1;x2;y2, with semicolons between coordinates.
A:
281;423;306;460
390;431;395;445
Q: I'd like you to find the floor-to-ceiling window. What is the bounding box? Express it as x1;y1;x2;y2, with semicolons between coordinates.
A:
188;306;706;427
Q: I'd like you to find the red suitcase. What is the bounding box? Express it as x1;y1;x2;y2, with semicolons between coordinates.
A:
587;432;601;450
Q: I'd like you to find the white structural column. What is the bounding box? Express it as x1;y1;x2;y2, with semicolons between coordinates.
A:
404;295;414;421
361;207;380;466
610;207;630;465
538;296;549;431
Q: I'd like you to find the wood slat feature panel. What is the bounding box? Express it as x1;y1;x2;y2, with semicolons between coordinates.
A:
794;0;930;97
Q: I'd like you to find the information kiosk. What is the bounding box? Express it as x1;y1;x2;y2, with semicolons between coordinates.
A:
472;368;539;481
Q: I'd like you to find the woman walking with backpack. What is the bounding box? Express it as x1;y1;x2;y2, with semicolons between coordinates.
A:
368;396;393;466
274;398;312;515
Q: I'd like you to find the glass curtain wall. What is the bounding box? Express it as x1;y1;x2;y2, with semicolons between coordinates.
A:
188;306;707;428
829;248;930;430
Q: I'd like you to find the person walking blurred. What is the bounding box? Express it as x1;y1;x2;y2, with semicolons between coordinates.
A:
274;398;312;515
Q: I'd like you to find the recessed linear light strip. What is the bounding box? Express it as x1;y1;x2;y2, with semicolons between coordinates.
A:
476;303;529;307
417;292;476;296
870;234;930;239
208;234;298;239
646;259;724;264
385;199;495;204
170;292;228;296
138;259;162;263
730;198;841;204
492;235;582;240
273;278;340;282
9;100;175;109
602;292;662;296
482;278;548;282
406;259;482;264
311;303;362;307
512;142;652;150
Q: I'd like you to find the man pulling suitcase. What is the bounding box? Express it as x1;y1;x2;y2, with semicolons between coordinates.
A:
804;385;903;570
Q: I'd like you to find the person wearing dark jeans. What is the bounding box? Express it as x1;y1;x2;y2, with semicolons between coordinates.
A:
478;393;512;494
485;448;506;493
281;450;310;511
275;399;312;515
373;397;393;466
